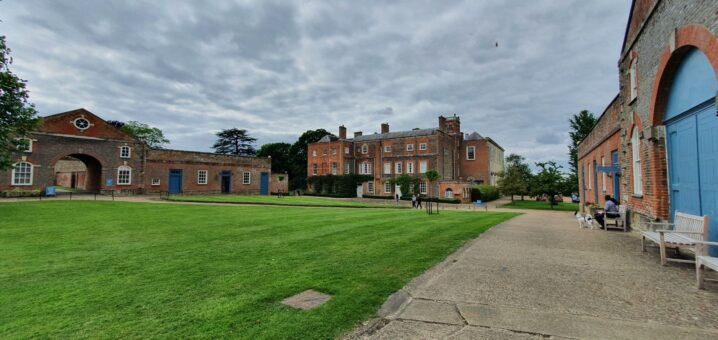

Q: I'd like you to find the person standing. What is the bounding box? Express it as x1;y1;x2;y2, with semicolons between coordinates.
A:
416;195;422;209
412;194;417;208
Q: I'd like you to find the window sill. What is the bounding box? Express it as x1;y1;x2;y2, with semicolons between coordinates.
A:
632;194;643;198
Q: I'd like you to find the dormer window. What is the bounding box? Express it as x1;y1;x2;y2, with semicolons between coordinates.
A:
120;146;131;158
361;144;368;154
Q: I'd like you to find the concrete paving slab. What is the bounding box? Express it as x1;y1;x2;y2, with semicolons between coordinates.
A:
397;299;465;325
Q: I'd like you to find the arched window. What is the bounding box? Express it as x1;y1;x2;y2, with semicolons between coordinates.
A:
361;144;368;154
11;162;33;185
631;127;643;195
445;188;454;199
117;165;132;185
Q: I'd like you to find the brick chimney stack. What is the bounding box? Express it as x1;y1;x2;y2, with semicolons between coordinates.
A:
354;131;363;138
339;125;347;140
438;115;447;132
381;123;389;134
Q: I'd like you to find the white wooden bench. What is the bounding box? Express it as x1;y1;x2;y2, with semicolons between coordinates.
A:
640;212;709;266
598;205;627;231
695;240;718;289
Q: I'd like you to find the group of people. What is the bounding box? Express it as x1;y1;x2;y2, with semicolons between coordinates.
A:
411;194;422;209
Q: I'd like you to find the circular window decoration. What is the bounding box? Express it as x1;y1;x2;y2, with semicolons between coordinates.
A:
73;118;90;130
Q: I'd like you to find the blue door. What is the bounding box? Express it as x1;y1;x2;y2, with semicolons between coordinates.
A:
169;169;182;194
260;172;269;195
593;160;598;203
697;104;718;252
611;150;620;200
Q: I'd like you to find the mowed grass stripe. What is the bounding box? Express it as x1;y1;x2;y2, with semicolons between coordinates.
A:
0;201;518;339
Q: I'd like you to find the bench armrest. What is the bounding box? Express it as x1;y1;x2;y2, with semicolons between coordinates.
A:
656;230;704;234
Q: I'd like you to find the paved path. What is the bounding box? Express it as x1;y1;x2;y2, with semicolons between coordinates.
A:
349;209;718;339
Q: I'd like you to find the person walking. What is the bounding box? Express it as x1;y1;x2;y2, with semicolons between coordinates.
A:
416;195;422;209
411;194;417;209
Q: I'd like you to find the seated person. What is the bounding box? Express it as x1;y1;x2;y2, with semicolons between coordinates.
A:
594;195;620;227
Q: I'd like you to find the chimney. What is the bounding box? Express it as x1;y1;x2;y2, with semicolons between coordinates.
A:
339;125;347;140
438;115;447;132
381;123;389;134
354;131;363;138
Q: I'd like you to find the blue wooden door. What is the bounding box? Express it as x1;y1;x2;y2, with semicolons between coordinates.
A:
611;150;620;200
260;172;269;195
667;114;701;218
697;104;718;253
169;169;182;194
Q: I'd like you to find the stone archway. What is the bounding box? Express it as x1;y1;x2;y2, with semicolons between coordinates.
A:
53;154;103;192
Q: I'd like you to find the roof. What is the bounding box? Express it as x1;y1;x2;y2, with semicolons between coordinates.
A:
465;132;484;140
352;128;437;142
317;135;340;143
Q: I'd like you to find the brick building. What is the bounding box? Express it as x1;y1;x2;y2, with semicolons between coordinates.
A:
307;115;504;202
577;0;718;250
1;108;288;195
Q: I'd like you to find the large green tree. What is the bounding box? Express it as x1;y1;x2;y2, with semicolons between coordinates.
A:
212;128;257;156
120;121;170;148
497;153;532;201
288;129;333;190
0;36;39;170
257;142;291;174
530;161;566;209
568;110;597;191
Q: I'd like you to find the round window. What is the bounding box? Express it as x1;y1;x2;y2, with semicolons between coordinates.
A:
73;118;90;130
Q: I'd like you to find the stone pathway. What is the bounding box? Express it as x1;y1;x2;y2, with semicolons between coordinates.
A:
348;209;718;339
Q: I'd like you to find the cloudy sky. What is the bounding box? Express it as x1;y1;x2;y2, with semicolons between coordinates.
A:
2;0;630;168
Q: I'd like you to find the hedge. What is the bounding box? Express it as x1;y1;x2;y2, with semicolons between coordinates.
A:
472;185;500;202
361;194;460;204
306;174;374;197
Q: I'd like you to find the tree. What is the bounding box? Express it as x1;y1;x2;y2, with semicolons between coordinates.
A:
568;110;597;192
0;36;40;170
212;128;257;156
257;142;291;174
530;161;565;209
288;129;333;190
425;170;440;214
497;153;532;201
389;174;422;196
120;121;170;148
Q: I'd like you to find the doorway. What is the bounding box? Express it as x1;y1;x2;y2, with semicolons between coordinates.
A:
221;171;232;193
53;154;102;192
169;169;182;194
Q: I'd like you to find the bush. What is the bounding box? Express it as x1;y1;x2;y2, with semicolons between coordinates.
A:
474;185;499;202
1;189;42;197
306;174;373;197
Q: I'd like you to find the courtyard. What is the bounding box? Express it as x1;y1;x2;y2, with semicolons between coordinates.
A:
0;201;516;339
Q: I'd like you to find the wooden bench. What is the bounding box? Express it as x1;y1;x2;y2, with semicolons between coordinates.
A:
695;240;718;289
602;205;627;231
640;212;709;266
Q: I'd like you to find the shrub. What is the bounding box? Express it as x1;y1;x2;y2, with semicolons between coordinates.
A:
306;174;373;197
474;185;499;202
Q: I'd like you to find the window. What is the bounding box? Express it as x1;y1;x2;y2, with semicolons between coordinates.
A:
629;57;638;101
384;145;392;153
332;148;337;155
466;146;476;160
419;182;427;194
395;162;402;174
407;161;414;174
16;138;32;153
419;160;427;173
243;171;251;184
312;163;318;176
360;162;371;175
11;162;33;185
151;178;161;186
384;162;391;174
344;163;350;174
120;146;131;158
367;182;374;193
344;147;349;155
409;183;414;193
588;162;592;189
632;126;643;195
331;162;337;175
419;143;427;150
361;144;368;154
445;189;454;199
407;144;414;151
322;148;328;155
385;182;392;193
198;170;208;185
312;150;317;157
117;166;131;185
601;157;606;192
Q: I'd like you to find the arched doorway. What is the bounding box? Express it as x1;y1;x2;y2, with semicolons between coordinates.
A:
53;154;102;192
663;47;718;254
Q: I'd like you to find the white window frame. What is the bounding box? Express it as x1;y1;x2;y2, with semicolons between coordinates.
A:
344;163;350;174
312;163;318;176
16;138;33;153
367;182;374;193
243;171;251;184
384;162;391;175
11;162;33;186
385;182;392;193
344;147;349;155
198;170;208;185
151;178;161;186
120;146;131;158
419;182;427;194
466;146;476;160
632;127;643;195
361;144;368;154
117;166;132;185
332;148;337;155
384;145;392;153
322;148;328;155
406;161;414;174
360;162;371;175
445;189;454;199
601;157;606;192
419;143;427;151
331;162;337;175
407;144;414;151
395;162;402;174
312;150;317;157
629;57;638;101
419;160;427;173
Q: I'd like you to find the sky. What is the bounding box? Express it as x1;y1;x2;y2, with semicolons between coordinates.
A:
2;0;631;169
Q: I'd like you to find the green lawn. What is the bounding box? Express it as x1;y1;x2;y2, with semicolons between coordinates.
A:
501;200;579;212
167;194;396;208
0;201;518;339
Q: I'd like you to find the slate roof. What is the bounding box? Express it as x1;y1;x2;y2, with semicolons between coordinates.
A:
352;128;437;142
465;132;484;140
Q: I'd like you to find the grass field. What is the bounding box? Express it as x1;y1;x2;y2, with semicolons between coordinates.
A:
501;200;579;212
167;194;396;208
0;201;518;339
